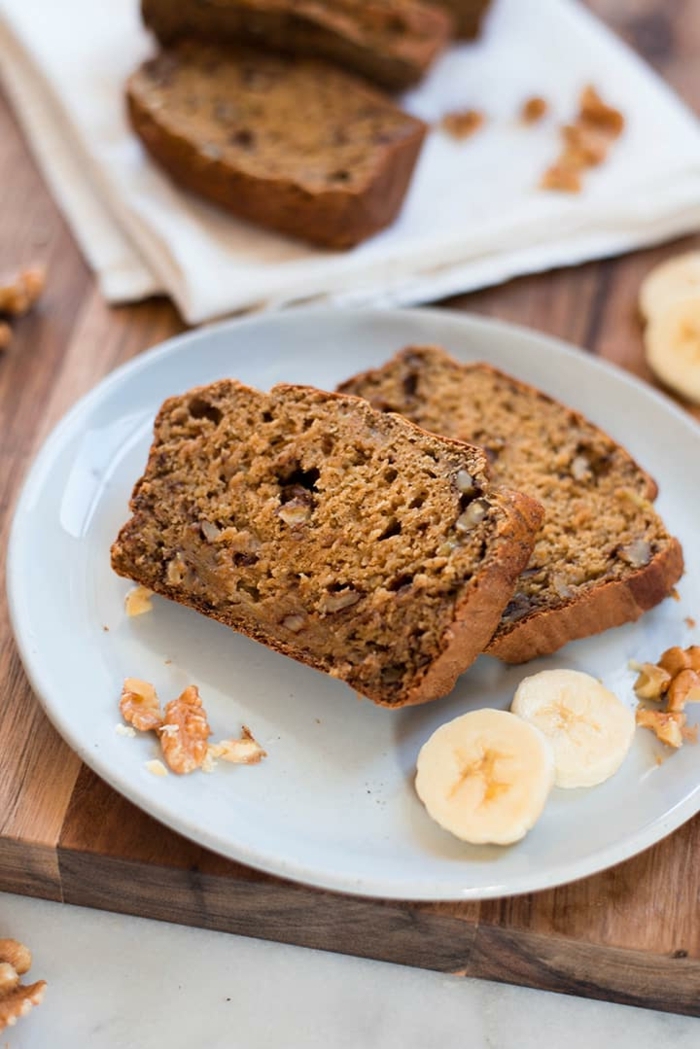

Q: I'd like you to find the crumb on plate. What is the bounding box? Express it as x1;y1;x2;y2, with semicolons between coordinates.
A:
125;585;153;617
145;759;169;777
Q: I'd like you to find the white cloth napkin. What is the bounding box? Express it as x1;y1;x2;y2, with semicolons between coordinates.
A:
1;0;699;324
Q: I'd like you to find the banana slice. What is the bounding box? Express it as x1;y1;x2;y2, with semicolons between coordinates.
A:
644;296;700;404
511;669;635;789
415;709;555;845
639;252;700;322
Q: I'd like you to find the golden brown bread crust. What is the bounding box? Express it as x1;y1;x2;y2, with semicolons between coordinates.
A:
141;0;453;91
435;0;490;37
488;538;685;663
412;488;544;700
338;345;684;663
111;380;543;706
127;47;427;249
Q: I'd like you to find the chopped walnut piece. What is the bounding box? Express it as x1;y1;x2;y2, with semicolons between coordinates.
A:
667;669;700;712
166;554;187;586
440;108;485;140
0;980;46;1031
0;964;18;994
633;662;671;700
120;678;163;732
579;84;625;136
570;454;591;481
636;707;686;749
278;500;312;527
0;940;46;1033
208;726;267;765
0;941;31;976
0;266;45;317
125;585;153;617
658;646;692;676
561;122;611;166
200;519;221;542
117;680;266;776
616;488;652;512
0;322;11;351
320;588;361;614
281;613;306;632
618;538;652;569
455;469;476;495
686;644;700;670
521;96;548;124
456;498;489;531
539;84;624;194
158;685;212;774
539;163;582;193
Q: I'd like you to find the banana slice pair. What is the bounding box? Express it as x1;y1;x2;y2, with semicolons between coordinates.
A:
415;670;635;846
639;251;700;404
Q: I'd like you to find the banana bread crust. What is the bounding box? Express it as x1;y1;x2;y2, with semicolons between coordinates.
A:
111;380;543;706
434;0;490;38
127;46;427;249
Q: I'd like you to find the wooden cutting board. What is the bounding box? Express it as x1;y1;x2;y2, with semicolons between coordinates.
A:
2;0;700;1019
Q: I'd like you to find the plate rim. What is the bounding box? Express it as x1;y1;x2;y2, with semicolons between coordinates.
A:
7;304;700;902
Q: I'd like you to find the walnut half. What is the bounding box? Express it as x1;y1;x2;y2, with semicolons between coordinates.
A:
0;939;46;1033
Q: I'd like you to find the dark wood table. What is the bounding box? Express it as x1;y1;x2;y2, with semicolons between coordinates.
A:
1;0;699;1018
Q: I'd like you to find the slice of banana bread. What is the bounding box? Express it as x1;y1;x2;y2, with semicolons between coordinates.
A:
434;0;490;38
111;381;542;707
339;346;684;663
127;45;427;249
141;0;453;92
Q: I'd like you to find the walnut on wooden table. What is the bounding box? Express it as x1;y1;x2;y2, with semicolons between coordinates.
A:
0;265;46;353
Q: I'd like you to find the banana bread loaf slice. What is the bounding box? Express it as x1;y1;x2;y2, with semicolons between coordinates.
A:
127;45;427;249
111;380;542;707
433;0;490;38
141;0;453;91
339;346;684;663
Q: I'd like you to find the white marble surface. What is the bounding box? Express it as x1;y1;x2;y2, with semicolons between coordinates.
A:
2;892;698;1048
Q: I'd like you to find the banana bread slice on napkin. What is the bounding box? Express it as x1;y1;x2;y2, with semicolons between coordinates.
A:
111;380;542;707
339;346;684;663
127;45;427;249
141;0;453;91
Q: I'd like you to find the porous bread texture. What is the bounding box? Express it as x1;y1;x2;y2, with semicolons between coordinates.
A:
141;0;453;91
338;346;684;663
127;45;427;249
111;380;543;707
433;0;490;37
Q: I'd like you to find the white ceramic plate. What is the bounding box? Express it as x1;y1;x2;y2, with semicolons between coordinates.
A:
8;308;700;901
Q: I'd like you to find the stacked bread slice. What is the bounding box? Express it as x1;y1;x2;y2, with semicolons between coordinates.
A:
111;380;542;707
141;0;454;91
339;346;683;663
129;0;493;247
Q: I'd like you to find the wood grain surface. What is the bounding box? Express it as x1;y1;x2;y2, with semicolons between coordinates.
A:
1;0;700;1017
